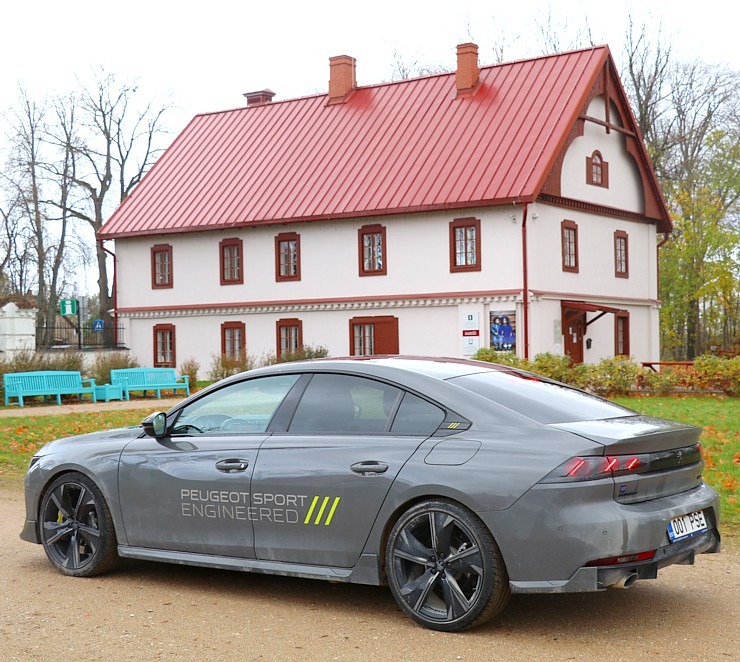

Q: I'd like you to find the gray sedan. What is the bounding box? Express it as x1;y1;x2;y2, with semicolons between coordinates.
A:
20;357;721;631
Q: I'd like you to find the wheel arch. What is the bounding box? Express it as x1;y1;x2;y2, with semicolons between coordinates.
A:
376;491;498;585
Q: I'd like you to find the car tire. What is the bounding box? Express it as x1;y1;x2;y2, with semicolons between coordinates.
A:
39;472;120;577
385;499;510;631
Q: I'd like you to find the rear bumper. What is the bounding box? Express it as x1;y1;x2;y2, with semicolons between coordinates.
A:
510;527;720;593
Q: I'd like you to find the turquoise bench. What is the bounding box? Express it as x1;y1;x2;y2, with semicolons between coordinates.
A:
110;367;190;400
3;371;97;407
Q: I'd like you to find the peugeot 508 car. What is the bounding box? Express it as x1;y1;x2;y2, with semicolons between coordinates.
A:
20;357;720;631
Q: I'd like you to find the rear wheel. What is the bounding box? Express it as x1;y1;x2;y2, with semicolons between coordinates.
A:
39;472;120;577
385;499;510;631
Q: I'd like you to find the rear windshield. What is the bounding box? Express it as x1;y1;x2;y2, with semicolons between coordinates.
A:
450;370;634;424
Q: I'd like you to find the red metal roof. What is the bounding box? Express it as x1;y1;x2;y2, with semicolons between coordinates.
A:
100;46;669;239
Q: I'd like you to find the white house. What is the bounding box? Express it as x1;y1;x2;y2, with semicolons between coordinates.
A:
99;44;672;371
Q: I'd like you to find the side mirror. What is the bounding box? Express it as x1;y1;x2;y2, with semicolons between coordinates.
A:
142;412;168;438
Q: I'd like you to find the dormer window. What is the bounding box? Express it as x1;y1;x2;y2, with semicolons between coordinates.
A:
587;151;609;188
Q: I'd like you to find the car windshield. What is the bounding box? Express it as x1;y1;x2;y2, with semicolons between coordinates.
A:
450;369;634;424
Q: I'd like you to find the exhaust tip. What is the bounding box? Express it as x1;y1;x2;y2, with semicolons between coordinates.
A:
612;571;638;589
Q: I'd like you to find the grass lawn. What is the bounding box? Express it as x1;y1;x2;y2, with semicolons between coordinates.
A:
1;396;737;532
614;395;739;534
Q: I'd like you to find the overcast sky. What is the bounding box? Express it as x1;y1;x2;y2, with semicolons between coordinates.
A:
2;0;738;137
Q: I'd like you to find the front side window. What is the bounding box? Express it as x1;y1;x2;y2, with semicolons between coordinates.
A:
561;220;579;273
220;238;243;285
151;244;173;289
153;324;176;367
358;224;387;276
275;232;301;281
174;374;300;434
449;217;481;272
614;230;629;278
276;318;303;359
221;321;246;359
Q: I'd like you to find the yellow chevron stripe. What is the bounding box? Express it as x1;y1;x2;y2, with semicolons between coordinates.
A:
324;497;341;526
304;495;319;524
314;496;330;525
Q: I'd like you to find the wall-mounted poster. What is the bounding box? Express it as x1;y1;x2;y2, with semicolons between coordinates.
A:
490;311;516;352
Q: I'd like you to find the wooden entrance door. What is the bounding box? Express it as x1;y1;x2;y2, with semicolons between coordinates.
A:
563;308;585;364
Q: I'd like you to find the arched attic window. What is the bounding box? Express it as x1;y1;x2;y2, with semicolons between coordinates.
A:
586;150;609;188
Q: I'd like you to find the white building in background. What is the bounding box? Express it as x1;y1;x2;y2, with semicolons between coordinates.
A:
0;298;37;356
99;44;672;370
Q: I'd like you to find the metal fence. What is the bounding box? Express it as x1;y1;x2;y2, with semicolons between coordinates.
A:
35;324;127;350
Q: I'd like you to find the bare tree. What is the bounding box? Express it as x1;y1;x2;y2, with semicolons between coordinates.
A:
62;71;170;320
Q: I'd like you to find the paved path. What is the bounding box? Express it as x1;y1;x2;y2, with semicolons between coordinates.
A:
0;397;185;418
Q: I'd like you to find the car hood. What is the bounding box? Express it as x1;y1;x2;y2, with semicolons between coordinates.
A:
550;415;702;454
36;426;144;455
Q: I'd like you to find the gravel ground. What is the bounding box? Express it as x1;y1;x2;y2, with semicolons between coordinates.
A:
1;398;737;660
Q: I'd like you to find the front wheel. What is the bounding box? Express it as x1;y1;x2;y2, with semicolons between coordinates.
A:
39;472;120;577
385;500;510;631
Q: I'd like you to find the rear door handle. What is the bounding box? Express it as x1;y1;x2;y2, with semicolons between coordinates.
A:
215;458;250;473
350;461;389;475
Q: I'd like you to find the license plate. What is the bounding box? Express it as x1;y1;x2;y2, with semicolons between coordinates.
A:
667;510;707;542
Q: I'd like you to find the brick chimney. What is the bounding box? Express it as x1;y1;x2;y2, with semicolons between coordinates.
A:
243;89;276;106
328;55;356;104
455;43;479;96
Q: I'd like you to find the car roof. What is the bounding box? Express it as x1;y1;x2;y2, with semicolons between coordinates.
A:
251;356;504;380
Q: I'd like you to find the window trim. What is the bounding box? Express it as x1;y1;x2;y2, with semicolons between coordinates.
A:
614;230;629;278
349;315;399;356
586;150;609;188
219;237;243;285
449;217;482;273
153;323;176;367
151;244;173;289
275;232;301;282
561;220;579;273
221;321;246;358
276;318;303;359
615;311;630;356
358;224;387;276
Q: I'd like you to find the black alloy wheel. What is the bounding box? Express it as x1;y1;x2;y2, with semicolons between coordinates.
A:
39;472;120;577
386;499;510;631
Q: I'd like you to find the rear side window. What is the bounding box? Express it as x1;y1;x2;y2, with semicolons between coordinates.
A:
289;374;402;433
451;371;633;424
391;393;445;435
288;374;446;436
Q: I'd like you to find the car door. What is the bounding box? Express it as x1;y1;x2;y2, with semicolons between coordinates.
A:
251;373;446;568
118;374;300;558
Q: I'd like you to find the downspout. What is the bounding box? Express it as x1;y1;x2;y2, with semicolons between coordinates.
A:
521;203;530;359
657;232;670;294
100;240;118;348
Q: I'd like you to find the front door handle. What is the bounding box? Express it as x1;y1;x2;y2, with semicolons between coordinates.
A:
351;461;389;475
215;458;249;473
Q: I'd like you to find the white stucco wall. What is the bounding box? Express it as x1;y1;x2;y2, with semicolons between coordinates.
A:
561;97;644;213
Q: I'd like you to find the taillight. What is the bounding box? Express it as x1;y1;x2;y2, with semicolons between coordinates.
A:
541;453;650;483
585;550;656;566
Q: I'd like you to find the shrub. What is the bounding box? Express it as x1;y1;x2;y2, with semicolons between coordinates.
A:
0;348;84;375
277;344;330;363
585;356;642;397
472;348;530;370
692;355;740;396
179;357;200;390
87;351;140;385
207;353;257;381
